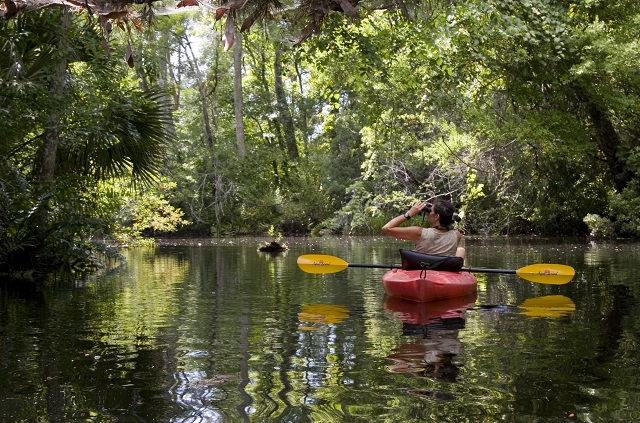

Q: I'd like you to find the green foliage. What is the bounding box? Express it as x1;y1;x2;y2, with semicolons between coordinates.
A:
583;213;615;238
111;179;188;246
608;183;640;237
0;162;122;278
0;11;178;278
59;86;175;184
5;0;640;284
317;181;376;235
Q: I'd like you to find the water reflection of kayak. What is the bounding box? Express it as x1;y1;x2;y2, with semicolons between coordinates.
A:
384;292;477;326
382;269;478;303
385;295;476;385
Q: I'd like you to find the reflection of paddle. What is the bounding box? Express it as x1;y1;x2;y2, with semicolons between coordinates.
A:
518;295;576;318
298;304;349;324
297;254;575;285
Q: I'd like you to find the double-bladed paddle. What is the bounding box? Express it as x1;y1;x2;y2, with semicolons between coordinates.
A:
297;254;575;285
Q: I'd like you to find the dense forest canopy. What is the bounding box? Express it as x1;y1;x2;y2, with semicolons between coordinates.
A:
2;0;640;277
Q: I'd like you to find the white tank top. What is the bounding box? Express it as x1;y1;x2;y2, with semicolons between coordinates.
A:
414;228;459;256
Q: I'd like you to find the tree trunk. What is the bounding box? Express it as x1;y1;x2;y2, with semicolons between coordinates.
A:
294;58;310;157
184;36;214;147
154;33;179;145
574;86;633;192
273;44;299;159
234;31;246;157
35;9;70;186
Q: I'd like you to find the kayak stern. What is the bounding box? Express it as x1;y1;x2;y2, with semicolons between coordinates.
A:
382;269;478;302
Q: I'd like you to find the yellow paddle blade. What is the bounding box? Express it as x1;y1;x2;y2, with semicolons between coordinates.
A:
297;254;349;274
519;295;576;318
516;263;575;284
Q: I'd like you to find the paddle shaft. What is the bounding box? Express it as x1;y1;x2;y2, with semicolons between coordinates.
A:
348;263;401;269
464;267;516;274
351;263;516;275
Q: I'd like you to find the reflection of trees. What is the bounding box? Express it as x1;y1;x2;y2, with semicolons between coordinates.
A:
82;249;189;419
577;243;639;383
244;301;354;421
0;248;191;421
95;249;187;348
11;242;624;422
586;284;636;374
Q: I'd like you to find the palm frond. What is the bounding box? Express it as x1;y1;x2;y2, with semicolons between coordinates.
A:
59;87;175;184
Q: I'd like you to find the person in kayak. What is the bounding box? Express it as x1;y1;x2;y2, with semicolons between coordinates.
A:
382;198;465;258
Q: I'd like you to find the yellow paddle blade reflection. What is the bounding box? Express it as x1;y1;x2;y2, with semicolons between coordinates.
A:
515;264;575;285
297;254;349;274
519;295;576;318
298;304;349;330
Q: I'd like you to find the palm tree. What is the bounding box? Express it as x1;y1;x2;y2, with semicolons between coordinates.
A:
0;10;175;278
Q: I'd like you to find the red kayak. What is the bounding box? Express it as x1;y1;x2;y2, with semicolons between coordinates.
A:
382;268;477;302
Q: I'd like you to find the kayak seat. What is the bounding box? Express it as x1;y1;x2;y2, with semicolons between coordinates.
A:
400;249;464;272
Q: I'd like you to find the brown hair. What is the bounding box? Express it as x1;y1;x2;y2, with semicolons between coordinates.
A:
432;199;460;228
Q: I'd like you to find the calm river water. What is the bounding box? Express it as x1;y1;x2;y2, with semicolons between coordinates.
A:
1;237;639;422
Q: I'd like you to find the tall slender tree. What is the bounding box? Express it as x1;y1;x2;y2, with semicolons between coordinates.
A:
234;31;246;157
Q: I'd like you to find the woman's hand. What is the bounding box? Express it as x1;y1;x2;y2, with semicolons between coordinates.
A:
408;200;430;218
381;200;427;242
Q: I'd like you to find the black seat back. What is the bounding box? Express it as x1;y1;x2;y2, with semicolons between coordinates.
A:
399;249;464;272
